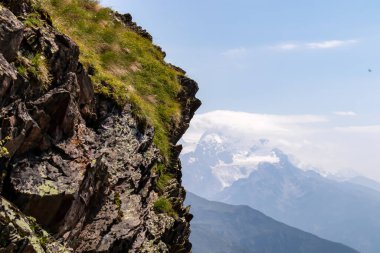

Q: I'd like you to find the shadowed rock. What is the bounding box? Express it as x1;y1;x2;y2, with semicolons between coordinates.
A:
0;7;24;61
0;1;200;252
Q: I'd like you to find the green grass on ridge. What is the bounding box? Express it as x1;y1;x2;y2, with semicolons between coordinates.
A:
39;0;182;160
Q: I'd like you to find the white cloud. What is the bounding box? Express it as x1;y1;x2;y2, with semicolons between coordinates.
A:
307;40;357;49
182;110;327;144
221;47;248;58
333;111;358;117
272;43;302;51
182;110;380;181
275;43;299;51
272;39;358;51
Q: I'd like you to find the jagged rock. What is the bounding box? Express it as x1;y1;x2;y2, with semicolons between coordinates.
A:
0;7;24;61
171;76;202;144
0;1;200;252
114;12;153;42
1;0;32;16
0;196;70;253
0;53;17;101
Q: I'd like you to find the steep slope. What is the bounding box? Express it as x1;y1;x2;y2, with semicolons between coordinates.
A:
186;193;359;253
216;153;380;253
0;0;200;252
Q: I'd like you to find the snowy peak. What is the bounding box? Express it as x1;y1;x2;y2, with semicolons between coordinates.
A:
182;131;289;196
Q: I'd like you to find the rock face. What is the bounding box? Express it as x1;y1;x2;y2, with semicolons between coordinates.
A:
0;1;200;252
0;197;69;253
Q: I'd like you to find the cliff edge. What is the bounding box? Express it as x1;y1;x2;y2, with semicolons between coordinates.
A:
0;0;201;252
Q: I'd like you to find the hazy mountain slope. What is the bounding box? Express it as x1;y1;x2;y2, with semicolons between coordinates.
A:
215;154;380;253
347;176;380;193
182;131;380;253
186;193;359;253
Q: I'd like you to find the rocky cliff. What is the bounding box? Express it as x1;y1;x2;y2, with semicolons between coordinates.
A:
0;0;201;252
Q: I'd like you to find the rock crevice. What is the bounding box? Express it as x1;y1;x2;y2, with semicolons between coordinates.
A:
0;1;200;252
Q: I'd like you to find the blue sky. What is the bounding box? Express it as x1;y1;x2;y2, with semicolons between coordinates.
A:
98;1;380;178
100;0;380;117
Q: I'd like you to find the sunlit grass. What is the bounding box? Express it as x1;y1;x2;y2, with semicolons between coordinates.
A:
39;0;182;160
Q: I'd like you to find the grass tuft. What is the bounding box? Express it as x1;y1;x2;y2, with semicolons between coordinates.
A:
153;197;177;218
24;13;44;27
29;53;51;89
114;192;123;219
153;163;174;192
16;53;51;90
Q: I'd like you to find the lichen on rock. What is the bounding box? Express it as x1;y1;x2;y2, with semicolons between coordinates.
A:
0;197;69;253
0;0;200;252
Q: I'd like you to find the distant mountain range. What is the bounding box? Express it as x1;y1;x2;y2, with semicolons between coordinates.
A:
182;131;380;253
186;192;359;253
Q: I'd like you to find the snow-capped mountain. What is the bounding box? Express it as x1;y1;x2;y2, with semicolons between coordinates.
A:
182;131;380;253
182;131;281;198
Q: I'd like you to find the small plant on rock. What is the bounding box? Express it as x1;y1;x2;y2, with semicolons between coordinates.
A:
0;137;10;158
153;197;177;218
17;53;52;90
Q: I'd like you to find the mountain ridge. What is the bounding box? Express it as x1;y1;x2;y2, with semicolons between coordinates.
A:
183;131;380;253
186;192;360;253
